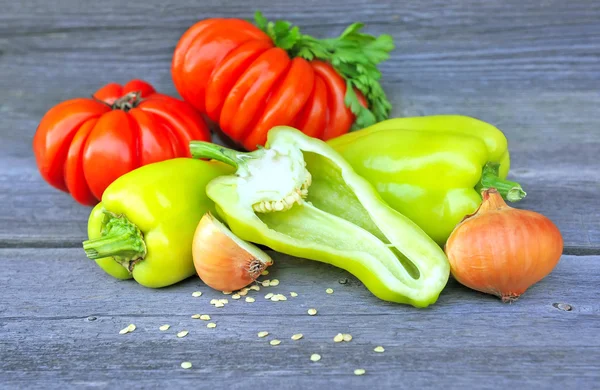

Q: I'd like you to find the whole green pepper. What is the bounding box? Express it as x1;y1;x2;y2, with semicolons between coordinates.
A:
190;127;450;307
327;115;526;245
82;158;232;287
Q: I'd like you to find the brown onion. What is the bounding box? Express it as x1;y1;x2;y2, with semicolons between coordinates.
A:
445;188;563;302
192;213;273;292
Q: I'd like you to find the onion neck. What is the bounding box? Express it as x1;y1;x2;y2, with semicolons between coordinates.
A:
82;212;146;272
477;162;526;202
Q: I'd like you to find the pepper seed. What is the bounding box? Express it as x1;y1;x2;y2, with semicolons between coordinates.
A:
354;369;366;376
191;291;202;297
200;315;210;321
177;330;189;338
310;354;321;362
290;292;298;297
181;362;192;369
232;294;241;300
270;339;281;346
159;324;170;331
207;322;217;328
257;331;269;338
270;279;280;286
342;334;353;342
333;333;344;343
245;297;256;303
308;308;317;316
191;314;201;319
326;288;334;294
374;346;385;353
291;334;303;340
265;293;274;299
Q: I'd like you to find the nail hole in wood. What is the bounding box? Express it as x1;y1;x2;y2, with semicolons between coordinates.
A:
86;316;97;321
552;303;573;311
339;278;348;285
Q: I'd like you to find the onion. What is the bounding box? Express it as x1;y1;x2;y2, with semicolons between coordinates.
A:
192;213;273;292
445;188;563;302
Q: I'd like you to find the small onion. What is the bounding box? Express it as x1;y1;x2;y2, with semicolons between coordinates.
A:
192;213;273;291
445;188;563;302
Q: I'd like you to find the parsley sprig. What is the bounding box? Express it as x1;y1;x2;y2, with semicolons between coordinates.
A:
254;11;394;130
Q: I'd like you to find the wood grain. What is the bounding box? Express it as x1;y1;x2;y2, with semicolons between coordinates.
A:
0;0;598;252
0;0;599;388
1;248;598;388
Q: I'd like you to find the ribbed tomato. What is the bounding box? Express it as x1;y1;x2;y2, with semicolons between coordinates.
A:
172;19;364;150
32;79;211;206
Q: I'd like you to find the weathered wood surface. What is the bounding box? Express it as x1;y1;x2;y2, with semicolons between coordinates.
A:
1;0;599;388
1;249;599;388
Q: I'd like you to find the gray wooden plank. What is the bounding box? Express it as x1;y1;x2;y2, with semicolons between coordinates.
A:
0;0;598;251
1;248;598;388
1;146;598;253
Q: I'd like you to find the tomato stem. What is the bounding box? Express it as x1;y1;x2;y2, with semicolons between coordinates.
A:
111;91;143;111
477;162;527;202
82;211;146;272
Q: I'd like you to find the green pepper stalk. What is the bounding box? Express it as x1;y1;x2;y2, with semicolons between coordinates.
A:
190;127;450;307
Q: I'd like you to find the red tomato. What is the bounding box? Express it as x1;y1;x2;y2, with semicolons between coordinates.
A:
32;79;211;206
172;19;363;150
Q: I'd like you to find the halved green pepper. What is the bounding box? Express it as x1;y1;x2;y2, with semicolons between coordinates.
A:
82;158;232;287
190;127;450;307
327;115;526;245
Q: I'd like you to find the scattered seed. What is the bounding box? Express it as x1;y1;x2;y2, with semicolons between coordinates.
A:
270;339;281;346
214;302;224;308
191;291;202;297
181;362;192;369
278;294;287;301
222;291;232;295
200;315;210;321
270;279;280;286
262;279;271;287
210;299;219;305
245;297;255;303
354;369;366;376
326;288;334;294
310;354;321;362
257;331;269;338
177;330;189;338
265;293;274;299
250;285;260;291
238;289;248;296
307;308;317;316
159;324;170;331
290;292;298;297
207;322;217;328
191;314;201;319
291;334;303;341
374;346;385;353
232;294;241;300
333;333;344;343
343;334;353;342
261;270;269;276
270;295;280;302
219;299;228;304
119;324;136;335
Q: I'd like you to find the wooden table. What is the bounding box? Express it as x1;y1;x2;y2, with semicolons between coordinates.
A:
1;1;599;388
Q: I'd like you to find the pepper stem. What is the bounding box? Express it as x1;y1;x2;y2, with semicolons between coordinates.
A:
190;141;255;168
477;162;527;202
82;212;146;272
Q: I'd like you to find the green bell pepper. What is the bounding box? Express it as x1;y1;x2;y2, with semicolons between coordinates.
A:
327;115;526;245
190;127;450;307
82;158;232;288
